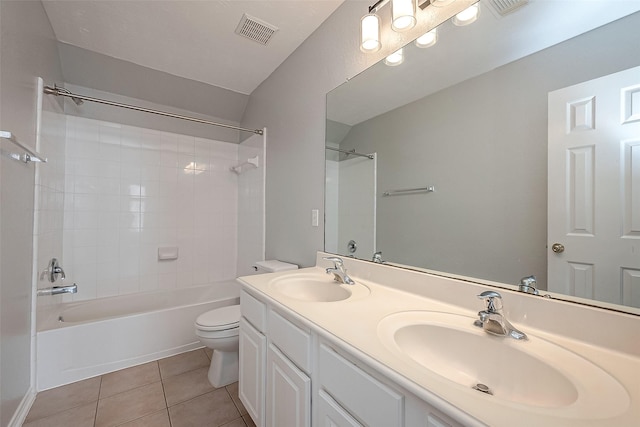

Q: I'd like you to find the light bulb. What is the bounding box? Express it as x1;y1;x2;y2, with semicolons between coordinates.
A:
360;13;381;52
384;48;404;66
415;28;437;48
452;3;479;26
391;0;416;32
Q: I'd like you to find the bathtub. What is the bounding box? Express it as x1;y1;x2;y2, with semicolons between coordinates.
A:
36;281;240;391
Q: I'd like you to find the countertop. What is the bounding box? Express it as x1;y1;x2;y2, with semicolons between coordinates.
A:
238;257;640;427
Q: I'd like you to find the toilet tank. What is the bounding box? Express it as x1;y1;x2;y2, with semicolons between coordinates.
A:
252;260;298;274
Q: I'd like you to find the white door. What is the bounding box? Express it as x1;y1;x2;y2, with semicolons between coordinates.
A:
548;65;640;307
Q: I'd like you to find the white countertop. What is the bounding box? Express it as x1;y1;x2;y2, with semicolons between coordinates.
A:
238;255;640;427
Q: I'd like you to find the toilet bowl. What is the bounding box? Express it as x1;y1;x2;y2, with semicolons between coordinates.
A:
195;260;298;387
195;304;240;387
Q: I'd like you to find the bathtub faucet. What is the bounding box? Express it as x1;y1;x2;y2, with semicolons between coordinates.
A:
37;283;77;296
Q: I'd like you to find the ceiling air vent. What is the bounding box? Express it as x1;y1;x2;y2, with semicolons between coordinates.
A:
485;0;529;17
235;13;279;45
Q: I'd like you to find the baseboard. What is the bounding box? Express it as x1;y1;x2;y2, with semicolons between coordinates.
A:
8;386;37;427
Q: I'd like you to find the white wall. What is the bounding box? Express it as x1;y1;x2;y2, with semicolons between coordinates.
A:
240;1;475;267
0;1;65;425
56;115;240;302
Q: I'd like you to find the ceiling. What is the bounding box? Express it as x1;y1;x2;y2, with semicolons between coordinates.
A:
42;0;345;96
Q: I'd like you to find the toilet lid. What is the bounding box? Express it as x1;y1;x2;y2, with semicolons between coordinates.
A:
196;305;240;331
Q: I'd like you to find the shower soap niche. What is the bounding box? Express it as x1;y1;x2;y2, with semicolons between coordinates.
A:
158;246;179;261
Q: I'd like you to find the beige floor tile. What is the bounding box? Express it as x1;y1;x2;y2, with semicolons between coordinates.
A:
100;361;160;399
117;409;171;427
225;382;248;415
163;366;215;406
158;348;210;379
25;376;101;422
220;418;249;427
204;347;213;360
168;389;241;427
95;381;166;427
23;402;97;427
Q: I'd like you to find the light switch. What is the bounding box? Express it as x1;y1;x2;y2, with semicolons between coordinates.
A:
312;209;319;227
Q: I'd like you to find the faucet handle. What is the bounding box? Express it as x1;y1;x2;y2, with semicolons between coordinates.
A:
323;256;344;269
519;275;539;295
477;290;503;312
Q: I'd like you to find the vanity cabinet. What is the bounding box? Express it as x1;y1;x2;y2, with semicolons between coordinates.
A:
239;288;465;427
239;290;267;426
239;290;312;427
266;343;311;427
317;343;404;427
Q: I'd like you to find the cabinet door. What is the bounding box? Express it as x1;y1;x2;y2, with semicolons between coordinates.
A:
316;390;363;427
239;318;266;427
266;344;311;427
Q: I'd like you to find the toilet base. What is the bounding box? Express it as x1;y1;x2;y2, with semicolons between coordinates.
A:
208;350;238;388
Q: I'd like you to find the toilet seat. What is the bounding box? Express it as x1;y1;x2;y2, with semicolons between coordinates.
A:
195;305;240;332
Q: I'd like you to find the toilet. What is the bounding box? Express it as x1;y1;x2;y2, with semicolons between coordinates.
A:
195;260;297;387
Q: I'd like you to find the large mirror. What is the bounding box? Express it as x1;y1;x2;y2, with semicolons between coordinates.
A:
325;0;640;314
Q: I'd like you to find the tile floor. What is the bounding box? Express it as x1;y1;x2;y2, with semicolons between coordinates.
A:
24;348;256;427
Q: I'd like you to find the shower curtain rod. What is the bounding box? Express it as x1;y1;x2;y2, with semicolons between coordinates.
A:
43;85;264;135
325;146;374;160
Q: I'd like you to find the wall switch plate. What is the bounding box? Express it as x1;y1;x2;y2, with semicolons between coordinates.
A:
312;209;319;227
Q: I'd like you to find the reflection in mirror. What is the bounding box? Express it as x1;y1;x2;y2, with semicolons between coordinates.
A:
325;1;640;314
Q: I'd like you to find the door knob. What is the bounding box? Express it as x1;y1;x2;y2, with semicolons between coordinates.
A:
551;243;565;253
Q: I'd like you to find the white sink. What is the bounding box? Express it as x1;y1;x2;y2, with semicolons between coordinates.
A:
268;273;370;302
377;311;629;417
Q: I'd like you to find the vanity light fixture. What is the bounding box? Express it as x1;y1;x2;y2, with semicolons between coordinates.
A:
415;28;438;48
384;48;405;66
391;0;417;32
360;0;422;52
452;3;479;26
361;13;382;52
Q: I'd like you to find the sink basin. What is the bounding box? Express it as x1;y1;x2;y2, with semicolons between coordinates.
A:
377;311;629;416
268;273;370;302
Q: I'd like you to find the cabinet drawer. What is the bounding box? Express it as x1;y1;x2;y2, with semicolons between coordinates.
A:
319;344;403;427
317;390;363;427
268;309;312;373
241;290;266;332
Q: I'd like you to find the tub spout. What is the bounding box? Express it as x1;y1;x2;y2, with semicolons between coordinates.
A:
37;283;77;296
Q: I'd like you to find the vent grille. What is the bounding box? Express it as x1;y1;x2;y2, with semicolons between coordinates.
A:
235;14;278;45
485;0;529;17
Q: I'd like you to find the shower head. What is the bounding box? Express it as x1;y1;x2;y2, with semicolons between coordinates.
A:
70;96;84;106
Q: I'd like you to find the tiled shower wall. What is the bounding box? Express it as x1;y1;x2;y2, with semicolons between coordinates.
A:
61;116;243;301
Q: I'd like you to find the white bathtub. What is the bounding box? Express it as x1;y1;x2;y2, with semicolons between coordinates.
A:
36;281;240;391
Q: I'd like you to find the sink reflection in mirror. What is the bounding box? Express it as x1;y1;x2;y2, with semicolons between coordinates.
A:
267;273;370;302
377;311;629;418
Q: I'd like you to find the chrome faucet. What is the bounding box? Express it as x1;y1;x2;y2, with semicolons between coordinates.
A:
474;291;527;340
323;256;356;285
518;275;539;295
372;251;383;263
